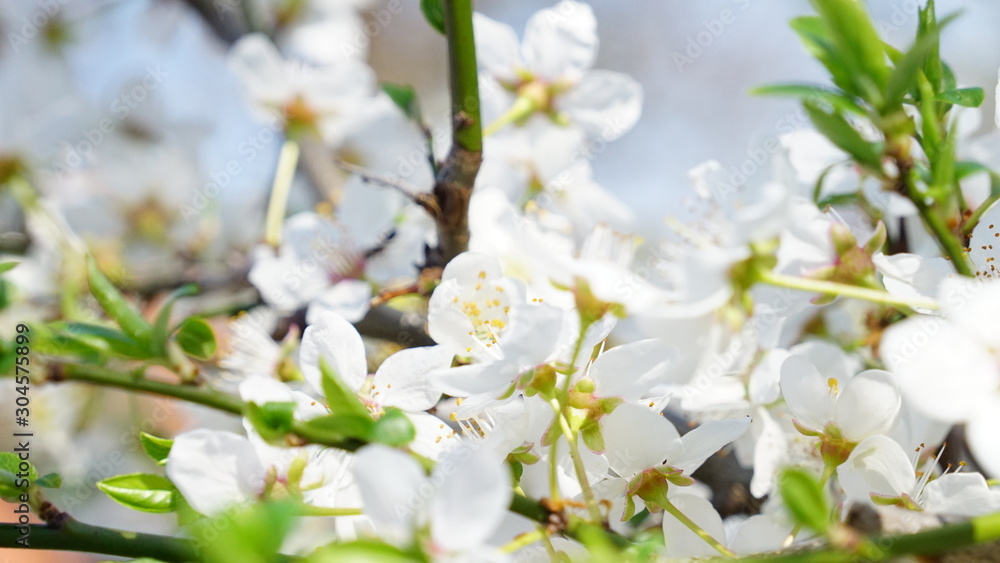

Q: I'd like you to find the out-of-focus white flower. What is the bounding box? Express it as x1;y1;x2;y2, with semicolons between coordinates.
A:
474;0;642;140
352;444;512;558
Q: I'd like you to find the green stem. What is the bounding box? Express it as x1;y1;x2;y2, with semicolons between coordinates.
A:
296;505;363;517
662;496;736;557
443;0;482;154
757;270;938;310
61;364;244;414
550;399;602;522
962;172;1000;237
900;167;974;277
264;138;301;248
0;520;203;563
484;95;537;136
432;0;484;263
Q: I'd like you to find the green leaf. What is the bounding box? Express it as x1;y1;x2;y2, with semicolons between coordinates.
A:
937;87;985;108
0;452;37;502
245;401;297;442
420;0;445;34
139;432;173;465
749;83;866;115
151;284;198;356
790;17;856;96
37;473;62;488
174;317;217;360
97;473;179;513
804;101;883;171
778;467;830;534
299;413;374;443
810;0;890;101
885;31;941;109
0;261;18;276
307;539;425;563
192;501;299;563
56;322;148;358
86;256;153;346
382;83;422;121
371;408;416;446
319;358;370;419
955;161;991;181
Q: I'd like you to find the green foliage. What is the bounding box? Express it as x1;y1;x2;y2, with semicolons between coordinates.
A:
37;473;62;488
420;0;445;34
370;407;416;447
307;539;426;562
174;317;217;360
0;452;37;502
319;358;370;418
778;467;831;535
139;432;173;465
191;501;299;563
382;83;422;122
87;256;153;346
245;401;298;443
96;473;180;513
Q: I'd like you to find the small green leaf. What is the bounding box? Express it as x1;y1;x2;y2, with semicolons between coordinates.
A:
0;452;37;502
319;358;370;419
36;473;62;488
57;322;148;358
790;17;855;96
97;473;179;513
371;408;415;446
86;256;153;346
139;432;173;465
810;0;890;101
420;0;445;34
778;467;830;534
192;501;299;563
245;401;297;442
804;101;884;171
0;261;18;276
174;317;217;360
749;83;866;115
307;539;424;563
151;284;199;356
382;83;421;121
937;87;985;108
299;413;374;443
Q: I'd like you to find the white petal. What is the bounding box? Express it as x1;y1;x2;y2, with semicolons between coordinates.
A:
661;494;727;560
522;0;597;81
473;13;523;82
967;201;1000;280
838;435;915;501
589;339;675;401
833;370;901;441
500;303;566;365
430;449;513;552
559;70;642;140
373;346;454;411
306;279;373;325
750;410;789;498
729;514;792;555
779;355;834;430
441;252;504;287
873;252;951;304
602;403;680;477
921;473;1000;516
166;430;263;516
432;362;517;398
352;445;427;544
299;311;368;396
672;417;751;475
881;317;997;422
967;399;1000;479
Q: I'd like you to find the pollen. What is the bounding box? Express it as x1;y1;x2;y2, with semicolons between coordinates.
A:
449;412;457;421
478;270;487;279
827;377;839;396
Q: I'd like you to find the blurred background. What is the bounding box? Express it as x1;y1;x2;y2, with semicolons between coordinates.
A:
2;0;999;560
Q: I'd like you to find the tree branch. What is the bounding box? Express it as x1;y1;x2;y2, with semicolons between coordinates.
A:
431;0;483;265
0;519;201;562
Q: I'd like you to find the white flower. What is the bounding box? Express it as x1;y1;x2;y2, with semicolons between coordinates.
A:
779;355;900;443
880;276;1000;477
352;444;512;557
839;435;1000;517
474;0;642;139
228;33;373;143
